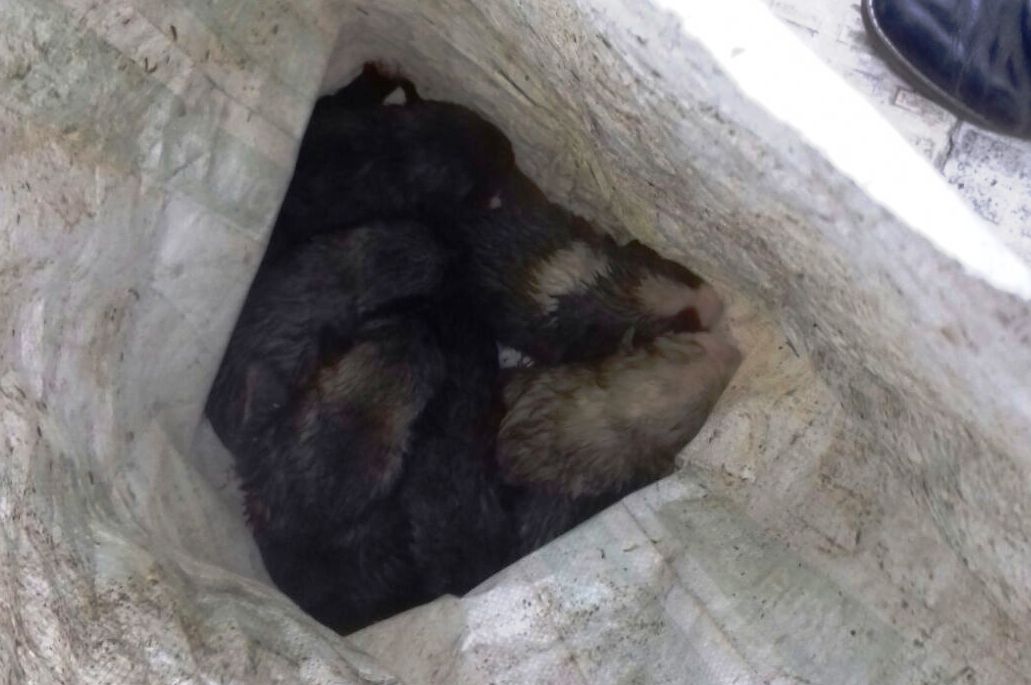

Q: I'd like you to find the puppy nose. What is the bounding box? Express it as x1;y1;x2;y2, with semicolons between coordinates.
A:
669;306;703;333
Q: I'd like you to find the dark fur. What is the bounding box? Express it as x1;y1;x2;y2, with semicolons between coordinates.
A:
245;300;514;634
242;315;446;536
452;170;723;365
398;297;515;598
205;222;447;457
323;62;418;110
255;496;422;633
206;65;735;633
250;327;740;632
263;68;514;262
244;311;445;634
508;489;628;556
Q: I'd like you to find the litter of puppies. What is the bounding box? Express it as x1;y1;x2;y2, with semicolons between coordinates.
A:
206;62;741;634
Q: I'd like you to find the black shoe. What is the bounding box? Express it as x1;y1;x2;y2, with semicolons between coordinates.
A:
862;0;1031;139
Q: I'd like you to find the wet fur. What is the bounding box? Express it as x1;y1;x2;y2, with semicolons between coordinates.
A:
205;222;447;457
236;288;513;634
398;298;515;598
263;68;514;263
255;497;422;633
243;316;447;536
245;311;447;634
453;171;724;364
499;331;742;553
206;65;739;633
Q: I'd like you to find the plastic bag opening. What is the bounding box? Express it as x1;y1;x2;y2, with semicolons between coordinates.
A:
5;0;1031;682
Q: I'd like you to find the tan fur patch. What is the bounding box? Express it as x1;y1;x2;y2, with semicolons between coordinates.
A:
634;273;699;317
498;332;741;498
304;342;424;488
530;241;611;313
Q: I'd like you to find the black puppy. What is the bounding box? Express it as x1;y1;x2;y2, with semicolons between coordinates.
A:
242;310;445;634
322;62;417;110
264;65;514;262
453;171;725;365
205;221;447;457
246;299;512;634
399;297;514;599
242;314;447;537
252;481;424;633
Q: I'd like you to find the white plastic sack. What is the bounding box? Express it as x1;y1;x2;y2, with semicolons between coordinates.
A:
3;0;1031;683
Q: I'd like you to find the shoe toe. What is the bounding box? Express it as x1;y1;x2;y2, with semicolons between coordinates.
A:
868;0;966;91
865;0;1031;137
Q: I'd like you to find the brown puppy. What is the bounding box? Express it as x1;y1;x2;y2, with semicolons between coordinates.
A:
498;331;742;552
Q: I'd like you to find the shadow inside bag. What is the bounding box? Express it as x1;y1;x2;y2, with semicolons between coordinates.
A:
205;63;742;635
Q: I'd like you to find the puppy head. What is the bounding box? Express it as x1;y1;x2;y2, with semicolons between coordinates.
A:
405;101;515;211
618;330;742;481
630;331;742;430
621;239;724;332
498;330;741;497
634;275;725;333
341;222;448;317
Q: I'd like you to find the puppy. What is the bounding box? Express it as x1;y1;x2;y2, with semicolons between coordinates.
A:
205;221;447;457
247;300;512;634
497;331;742;553
244;311;446;634
399;298;515;599
264;68;514;262
453;171;725;365
242;315;446;535
253;489;424;634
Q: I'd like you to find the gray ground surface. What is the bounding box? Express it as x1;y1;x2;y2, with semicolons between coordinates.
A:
768;0;1031;263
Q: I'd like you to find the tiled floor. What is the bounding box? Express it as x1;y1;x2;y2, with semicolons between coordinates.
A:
767;0;1031;264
